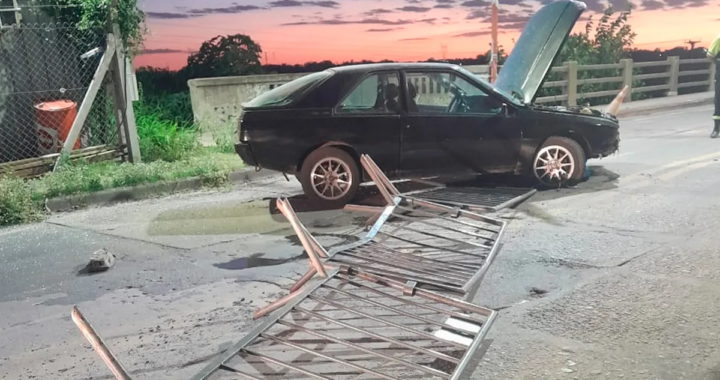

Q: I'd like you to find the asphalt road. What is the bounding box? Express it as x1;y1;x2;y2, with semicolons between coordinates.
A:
2;104;720;380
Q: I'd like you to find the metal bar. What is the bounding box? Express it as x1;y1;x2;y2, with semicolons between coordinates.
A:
379;230;485;258
373;242;479;272
388;224;491;251
276;320;452;379
361;154;401;197
395;203;501;234
344;246;473;279
359;156;395;205
323;261;466;294
293;306;461;364
276;198;327;278
308;294;468;351
448;311;499;380
70;307;132;380
56;34;116;169
217;364;265;380
388;213;497;243
336;276;488;326
253;289;305;320
242;349;334;380
189;269;339;380
260;334;401;380
488;188;538;212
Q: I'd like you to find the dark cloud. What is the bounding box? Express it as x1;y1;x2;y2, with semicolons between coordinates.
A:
466;9;488;19
145;12;199;19
187;4;261;15
397;5;432;12
453;31;490;37
641;0;665;9
268;0;340;7
437;0;455;3
366;27;404;32
365;8;393;15
399;37;429;41
283;17;436;26
607;0;634;10
461;0;489;6
664;0;707;7
434;4;453;8
141;48;188;55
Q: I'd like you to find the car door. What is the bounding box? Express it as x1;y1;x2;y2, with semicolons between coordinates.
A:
400;69;521;176
332;71;403;175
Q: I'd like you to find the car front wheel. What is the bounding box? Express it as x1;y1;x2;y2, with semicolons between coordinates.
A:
532;136;586;187
299;147;360;208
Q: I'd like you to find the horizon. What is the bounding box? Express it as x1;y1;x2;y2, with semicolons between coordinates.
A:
134;0;718;71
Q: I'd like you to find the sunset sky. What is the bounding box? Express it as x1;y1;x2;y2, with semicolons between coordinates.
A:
135;0;719;70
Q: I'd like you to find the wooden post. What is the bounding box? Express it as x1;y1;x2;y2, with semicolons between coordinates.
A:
53;36;116;172
620;58;634;102
709;60;716;93
565;61;578;106
666;56;680;97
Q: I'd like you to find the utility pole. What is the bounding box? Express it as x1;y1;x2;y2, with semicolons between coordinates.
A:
489;0;499;83
441;44;448;61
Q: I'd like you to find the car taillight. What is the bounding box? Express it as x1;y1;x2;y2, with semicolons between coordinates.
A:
240;128;250;142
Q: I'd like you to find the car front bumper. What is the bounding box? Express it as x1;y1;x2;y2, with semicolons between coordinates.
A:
235;142;258;167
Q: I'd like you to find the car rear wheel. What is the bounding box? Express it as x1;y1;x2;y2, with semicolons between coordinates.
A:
299;147;360;208
532;136;586;187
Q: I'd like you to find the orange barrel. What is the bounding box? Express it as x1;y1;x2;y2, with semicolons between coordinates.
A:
34;100;79;154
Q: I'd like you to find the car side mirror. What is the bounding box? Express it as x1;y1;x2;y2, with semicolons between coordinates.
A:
500;103;509;117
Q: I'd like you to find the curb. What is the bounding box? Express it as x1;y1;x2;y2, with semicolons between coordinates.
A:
45;167;281;212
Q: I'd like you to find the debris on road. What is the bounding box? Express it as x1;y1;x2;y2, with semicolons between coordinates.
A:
85;249;116;273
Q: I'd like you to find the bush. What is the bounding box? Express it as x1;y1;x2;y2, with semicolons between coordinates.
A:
0;175;40;226
135;103;199;162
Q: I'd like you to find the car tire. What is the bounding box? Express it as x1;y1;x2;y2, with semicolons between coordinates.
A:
532;136;586;188
299;146;360;208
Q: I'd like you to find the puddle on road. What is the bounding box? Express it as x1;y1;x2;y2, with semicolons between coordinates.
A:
148;198;357;237
214;252;308;270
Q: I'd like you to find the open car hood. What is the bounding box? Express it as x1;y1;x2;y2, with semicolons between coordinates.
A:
495;0;586;105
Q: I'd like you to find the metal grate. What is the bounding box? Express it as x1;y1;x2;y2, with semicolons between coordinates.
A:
407;187;537;212
326;197;505;296
190;267;497;380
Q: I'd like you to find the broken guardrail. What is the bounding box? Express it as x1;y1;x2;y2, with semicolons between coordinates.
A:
347;154;536;223
70;161;508;380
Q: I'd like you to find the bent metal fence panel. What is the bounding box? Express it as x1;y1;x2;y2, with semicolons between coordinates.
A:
191;267;498;380
329;196;506;297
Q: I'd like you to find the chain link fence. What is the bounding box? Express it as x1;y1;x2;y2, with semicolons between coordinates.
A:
0;8;121;176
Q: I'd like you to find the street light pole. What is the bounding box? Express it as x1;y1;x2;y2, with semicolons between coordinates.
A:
489;0;499;83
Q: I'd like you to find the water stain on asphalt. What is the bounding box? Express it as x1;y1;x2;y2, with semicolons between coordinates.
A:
213;252;308;270
148;199;355;237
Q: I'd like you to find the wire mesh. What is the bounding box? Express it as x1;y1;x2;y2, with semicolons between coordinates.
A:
192;267;497;380
0;20;118;168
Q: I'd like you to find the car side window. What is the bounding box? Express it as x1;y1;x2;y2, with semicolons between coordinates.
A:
337;72;401;114
405;71;498;114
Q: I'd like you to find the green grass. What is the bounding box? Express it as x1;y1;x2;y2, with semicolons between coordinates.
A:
0;96;245;228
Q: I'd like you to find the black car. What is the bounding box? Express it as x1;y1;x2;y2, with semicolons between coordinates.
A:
235;0;620;207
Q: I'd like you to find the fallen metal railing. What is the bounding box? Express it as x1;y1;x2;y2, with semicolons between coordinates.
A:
70;175;507;379
346;154;536;221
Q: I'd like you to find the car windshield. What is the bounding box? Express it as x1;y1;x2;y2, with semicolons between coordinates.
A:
243;71;333;108
454;66;525;106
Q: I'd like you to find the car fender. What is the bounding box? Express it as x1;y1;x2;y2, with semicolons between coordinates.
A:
296;141;361;174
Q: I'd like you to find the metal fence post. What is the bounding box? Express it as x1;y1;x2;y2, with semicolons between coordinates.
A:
709;60;716;93
620;58;634;102
565;61;578;106
667;56;680;96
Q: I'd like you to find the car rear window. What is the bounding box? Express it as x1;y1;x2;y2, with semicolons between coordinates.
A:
243;71;333;108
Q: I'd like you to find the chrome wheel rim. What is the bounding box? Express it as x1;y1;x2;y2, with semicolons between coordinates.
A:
310;157;353;200
533;145;575;185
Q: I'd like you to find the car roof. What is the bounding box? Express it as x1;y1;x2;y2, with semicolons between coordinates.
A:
326;62;466;75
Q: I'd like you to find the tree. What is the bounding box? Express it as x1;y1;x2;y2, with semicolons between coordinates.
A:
186;34;263;79
33;0;146;55
538;6;639;104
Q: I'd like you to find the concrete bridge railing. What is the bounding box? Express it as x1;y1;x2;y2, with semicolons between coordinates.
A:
188;57;716;137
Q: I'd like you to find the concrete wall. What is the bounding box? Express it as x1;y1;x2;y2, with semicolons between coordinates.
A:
187;65;490;141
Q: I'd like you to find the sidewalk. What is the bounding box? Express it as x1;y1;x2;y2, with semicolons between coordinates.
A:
594;91;714;117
